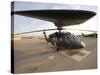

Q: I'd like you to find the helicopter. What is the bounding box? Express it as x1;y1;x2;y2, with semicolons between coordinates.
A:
12;10;96;51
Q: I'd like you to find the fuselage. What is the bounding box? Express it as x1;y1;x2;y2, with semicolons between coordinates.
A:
48;32;85;49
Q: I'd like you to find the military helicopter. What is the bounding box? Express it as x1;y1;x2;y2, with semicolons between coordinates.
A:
12;10;96;51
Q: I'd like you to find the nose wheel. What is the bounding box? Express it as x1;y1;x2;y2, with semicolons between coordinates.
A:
56;42;60;52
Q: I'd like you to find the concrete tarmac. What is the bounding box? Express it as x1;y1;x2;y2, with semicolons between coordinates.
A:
13;36;97;74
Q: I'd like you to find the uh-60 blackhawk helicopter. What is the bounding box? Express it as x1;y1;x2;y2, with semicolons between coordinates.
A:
12;9;96;51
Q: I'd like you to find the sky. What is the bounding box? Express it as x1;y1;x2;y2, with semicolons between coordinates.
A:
12;1;97;36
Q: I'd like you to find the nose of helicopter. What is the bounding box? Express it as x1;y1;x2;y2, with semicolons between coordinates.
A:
80;41;85;48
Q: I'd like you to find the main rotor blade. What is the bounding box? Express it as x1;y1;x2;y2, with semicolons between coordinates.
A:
12;10;96;27
63;28;97;32
14;29;57;35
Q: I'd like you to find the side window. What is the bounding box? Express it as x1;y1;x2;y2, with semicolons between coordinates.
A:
72;34;80;42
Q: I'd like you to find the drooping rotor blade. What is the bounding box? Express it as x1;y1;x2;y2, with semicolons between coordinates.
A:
12;10;96;27
14;28;57;35
63;28;97;32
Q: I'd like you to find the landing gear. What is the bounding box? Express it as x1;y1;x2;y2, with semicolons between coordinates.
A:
57;47;60;52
